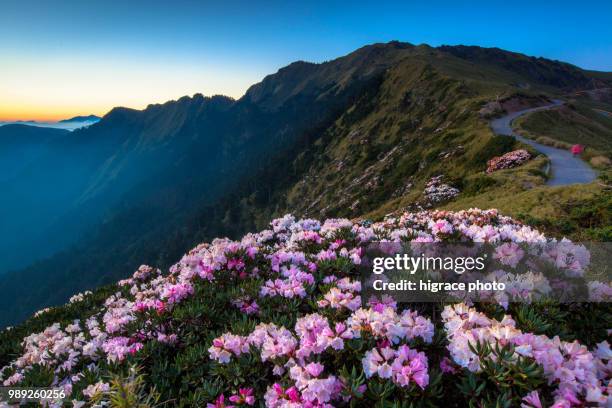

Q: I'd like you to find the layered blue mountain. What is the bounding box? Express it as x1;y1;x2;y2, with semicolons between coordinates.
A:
0;115;100;131
58;115;101;124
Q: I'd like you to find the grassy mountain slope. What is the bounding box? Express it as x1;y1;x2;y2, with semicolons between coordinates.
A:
1;42;611;328
513;96;612;157
0;44;412;276
0;43;414;326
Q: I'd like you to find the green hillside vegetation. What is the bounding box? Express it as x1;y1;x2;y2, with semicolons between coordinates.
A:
1;42;611;328
513;97;612;166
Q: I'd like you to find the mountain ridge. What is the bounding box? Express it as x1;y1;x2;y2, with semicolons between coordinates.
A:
59;114;101;123
0;41;610;327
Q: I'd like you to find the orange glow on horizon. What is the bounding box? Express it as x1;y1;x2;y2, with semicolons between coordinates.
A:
0;101;113;122
0;55;258;124
0;97;175;123
0;88;249;122
0;97;123;122
0;108;108;123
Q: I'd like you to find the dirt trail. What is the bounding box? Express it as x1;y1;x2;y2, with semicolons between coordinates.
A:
490;101;597;186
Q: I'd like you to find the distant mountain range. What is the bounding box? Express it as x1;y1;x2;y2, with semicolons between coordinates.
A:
0;42;610;327
58;114;101;123
0;115;101;131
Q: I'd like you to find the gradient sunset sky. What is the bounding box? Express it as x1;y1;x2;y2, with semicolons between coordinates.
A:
2;0;611;122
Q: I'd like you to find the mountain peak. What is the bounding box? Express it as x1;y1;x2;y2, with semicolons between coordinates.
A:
58;115;101;123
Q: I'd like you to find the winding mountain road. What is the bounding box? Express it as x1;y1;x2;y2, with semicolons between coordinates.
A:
490;101;597;186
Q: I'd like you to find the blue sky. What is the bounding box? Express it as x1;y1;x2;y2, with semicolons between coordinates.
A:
1;0;611;120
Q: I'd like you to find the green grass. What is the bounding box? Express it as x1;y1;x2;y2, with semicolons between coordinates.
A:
514;101;612;158
267;51;611;244
445;180;610;240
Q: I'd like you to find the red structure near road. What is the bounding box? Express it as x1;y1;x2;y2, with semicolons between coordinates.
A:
571;144;584;155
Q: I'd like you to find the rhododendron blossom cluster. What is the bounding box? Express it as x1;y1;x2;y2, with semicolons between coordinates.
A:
362;345;429;388
317;278;362;311
69;291;93;304
423;175;460;204
486;149;531;173
442;303;610;406
0;209;609;407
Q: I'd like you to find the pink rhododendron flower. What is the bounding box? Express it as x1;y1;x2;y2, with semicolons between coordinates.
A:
363;345;429;388
493;242;524;268
367;295;397;312
229;388;255;406
521;390;543;408
264;383;302;407
3;209;607;407
162;282;194;304
317;278;362;311
207;394;233;408
208;333;250;363
486;149;531;173
443;303;606;406
82;381;110;398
